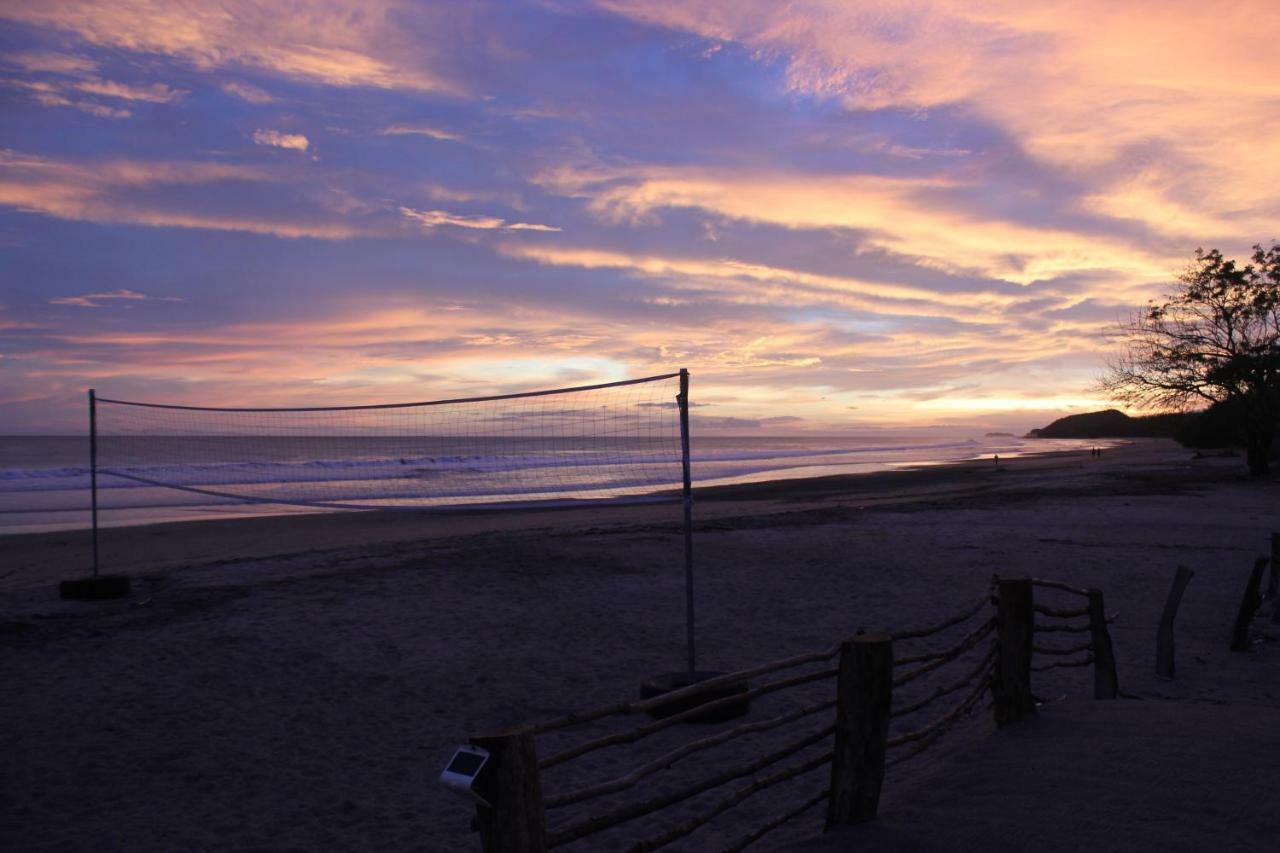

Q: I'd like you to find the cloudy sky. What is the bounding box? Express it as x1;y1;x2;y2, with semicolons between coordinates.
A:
2;1;1278;433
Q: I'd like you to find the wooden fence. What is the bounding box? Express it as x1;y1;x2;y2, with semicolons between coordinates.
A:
462;576;1120;852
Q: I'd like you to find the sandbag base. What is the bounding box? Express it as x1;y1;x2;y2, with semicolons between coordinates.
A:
59;575;132;600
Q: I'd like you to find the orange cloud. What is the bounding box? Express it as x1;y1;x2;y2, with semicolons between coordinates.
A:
499;243;1011;322
253;129;310;151
536;162;1177;286
11;81;132;118
72;78;184;103
597;1;1280;251
6;51;99;74
0;150;372;239
18;286;1119;430
0;0;462;94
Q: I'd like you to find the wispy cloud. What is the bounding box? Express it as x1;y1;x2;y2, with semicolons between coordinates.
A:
401;207;560;232
0;0;464;94
26;88;132;119
499;243;1016;322
9;72;181;116
73;78;184;103
378;125;462;142
221;81;275;103
537;162;1173;286
253;129;309;151
6;51;98;75
0;150;372;239
50;289;183;308
5;42;184;122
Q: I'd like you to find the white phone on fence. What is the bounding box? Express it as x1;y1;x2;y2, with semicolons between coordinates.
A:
440;745;491;807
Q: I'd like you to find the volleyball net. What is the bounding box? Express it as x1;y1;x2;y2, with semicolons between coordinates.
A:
89;371;691;513
86;369;699;676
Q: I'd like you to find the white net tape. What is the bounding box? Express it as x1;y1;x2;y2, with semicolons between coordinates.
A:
93;373;687;512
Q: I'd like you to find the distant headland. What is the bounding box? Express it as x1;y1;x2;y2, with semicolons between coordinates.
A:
1028;404;1277;458
1026;409;1186;440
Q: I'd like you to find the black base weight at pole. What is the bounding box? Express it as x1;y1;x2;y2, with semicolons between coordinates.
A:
59;575;131;600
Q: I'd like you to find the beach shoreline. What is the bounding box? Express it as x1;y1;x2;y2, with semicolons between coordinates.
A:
3;438;1178;594
0;433;1113;537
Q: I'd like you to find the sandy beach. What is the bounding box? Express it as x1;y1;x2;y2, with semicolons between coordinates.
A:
3;439;1279;852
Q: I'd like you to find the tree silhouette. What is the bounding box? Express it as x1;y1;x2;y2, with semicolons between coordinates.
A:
1102;244;1280;476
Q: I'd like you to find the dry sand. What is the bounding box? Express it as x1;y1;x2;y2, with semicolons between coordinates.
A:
2;439;1278;852
792;697;1280;852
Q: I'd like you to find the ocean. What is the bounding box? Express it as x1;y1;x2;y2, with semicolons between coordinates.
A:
0;433;1103;535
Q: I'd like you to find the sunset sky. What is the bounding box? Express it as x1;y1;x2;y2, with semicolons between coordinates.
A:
2;1;1278;433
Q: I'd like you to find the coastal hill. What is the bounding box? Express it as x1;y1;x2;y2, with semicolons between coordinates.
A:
1029;404;1275;456
1026;409;1189;439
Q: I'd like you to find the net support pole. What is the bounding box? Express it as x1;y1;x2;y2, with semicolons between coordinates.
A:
678;368;696;682
61;388;127;599
89;388;100;578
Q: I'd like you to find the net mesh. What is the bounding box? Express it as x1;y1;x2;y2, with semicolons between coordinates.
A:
93;373;686;512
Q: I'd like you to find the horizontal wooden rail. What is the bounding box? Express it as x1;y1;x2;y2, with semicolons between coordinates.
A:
545;725;834;848
1032;655;1094;672
626;752;832;853
893;619;996;687
538;666;835;771
544;697;835;809
891;643;996;720
1033;640;1093;656
885;662;995;768
1033;621;1091;634
887;659;996;750
720;789;828;853
1030;578;1091;597
1033;603;1089;619
889;593;992;642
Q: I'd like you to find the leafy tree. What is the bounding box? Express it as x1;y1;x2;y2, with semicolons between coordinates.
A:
1101;243;1280;476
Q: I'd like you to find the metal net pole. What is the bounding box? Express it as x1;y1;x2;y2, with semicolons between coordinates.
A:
89;388;100;578
679;368;695;680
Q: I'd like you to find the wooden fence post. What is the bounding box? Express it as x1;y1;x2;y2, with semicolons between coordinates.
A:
1230;556;1268;652
992;577;1034;727
1156;566;1194;680
471;729;546;853
1269;532;1280;604
1087;589;1118;699
826;633;893;828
